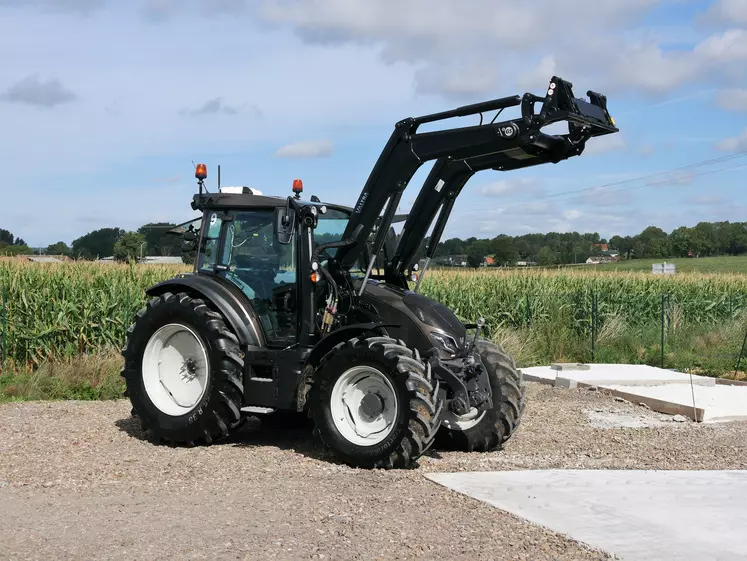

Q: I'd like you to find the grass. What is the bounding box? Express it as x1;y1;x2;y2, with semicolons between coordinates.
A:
0;351;124;403
588;255;747;274
0;259;746;401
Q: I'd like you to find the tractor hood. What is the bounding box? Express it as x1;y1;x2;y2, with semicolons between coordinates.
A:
359;280;468;357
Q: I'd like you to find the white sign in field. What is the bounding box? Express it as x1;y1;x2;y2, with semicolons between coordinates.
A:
652;262;676;275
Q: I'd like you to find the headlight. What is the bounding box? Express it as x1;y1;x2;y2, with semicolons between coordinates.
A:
430;331;459;354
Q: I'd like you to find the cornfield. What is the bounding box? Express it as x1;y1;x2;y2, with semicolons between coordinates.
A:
0;259;746;375
419;268;747;330
0;260;188;371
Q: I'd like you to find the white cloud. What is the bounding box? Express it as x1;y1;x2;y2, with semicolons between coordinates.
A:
178;97;254;117
704;0;747;25
715;88;747;111
583;133;627;156
0;75;77;107
479;177;542;197
517;55;557;90
716;129;747;152
577;186;635;208
638;144;655;156
685;194;727;206
142;0;178;21
693;28;747;62
563;209;583;220
608;41;701;93
522;201;554;215
275;139;334;158
258;0;747;99
414;61;501;98
0;0;105;14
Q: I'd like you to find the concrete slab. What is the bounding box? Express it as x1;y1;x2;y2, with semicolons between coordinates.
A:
519;363;747;423
426;470;747;561
521;363;716;387
607;383;747;423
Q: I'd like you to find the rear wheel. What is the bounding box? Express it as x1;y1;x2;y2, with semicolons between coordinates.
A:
308;336;443;469
121;291;245;445
436;339;525;452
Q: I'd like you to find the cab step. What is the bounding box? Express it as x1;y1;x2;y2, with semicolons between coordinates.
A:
241;406;276;415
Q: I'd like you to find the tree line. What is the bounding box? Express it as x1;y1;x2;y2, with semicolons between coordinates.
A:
2;220;746;266
429;221;747;267
0;223;184;262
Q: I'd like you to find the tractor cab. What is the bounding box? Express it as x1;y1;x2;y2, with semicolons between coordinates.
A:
183;177;354;349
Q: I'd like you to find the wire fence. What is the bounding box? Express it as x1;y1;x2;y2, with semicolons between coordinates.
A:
425;287;747;377
0;280;745;378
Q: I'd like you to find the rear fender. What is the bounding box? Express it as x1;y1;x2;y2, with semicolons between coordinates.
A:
146;274;264;348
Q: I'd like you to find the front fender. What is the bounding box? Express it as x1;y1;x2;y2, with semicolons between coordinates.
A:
146;273;264;348
294;322;398;412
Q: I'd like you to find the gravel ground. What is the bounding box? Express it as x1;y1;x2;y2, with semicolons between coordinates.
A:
1;382;746;560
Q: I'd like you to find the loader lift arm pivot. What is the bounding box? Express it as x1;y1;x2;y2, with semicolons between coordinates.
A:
334;76;617;272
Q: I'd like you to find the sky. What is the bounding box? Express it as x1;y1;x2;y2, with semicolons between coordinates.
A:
1;0;746;248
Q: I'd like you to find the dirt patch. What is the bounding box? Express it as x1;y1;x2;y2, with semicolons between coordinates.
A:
2;383;746;560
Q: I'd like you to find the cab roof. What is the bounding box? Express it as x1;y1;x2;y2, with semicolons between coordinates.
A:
191;191;353;216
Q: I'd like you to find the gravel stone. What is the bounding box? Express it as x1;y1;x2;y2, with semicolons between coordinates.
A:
1;382;746;560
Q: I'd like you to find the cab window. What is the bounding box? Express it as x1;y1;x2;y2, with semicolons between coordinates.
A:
219;209;297;346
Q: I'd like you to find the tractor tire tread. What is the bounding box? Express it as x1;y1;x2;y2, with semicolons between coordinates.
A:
436;338;525;452
308;335;442;469
121;291;246;446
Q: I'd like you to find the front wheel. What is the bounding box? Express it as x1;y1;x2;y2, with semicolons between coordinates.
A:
436;338;526;452
308;336;443;469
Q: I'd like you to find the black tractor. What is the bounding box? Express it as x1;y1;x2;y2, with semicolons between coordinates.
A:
121;76;618;469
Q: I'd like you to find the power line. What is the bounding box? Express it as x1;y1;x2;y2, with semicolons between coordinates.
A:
532;160;747;207
530;150;747;202
454;150;747;214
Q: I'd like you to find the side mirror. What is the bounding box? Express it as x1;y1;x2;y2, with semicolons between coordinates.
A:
275;207;295;245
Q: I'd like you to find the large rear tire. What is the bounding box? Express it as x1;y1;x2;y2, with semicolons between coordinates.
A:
121;291;245;445
436;338;525;452
308;336;443;469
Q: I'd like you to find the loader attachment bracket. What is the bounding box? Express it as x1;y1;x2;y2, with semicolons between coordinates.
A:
521;76;616;137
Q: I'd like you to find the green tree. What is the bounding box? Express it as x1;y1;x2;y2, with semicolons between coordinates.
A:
113;232;147;262
536;245;557;266
466;240;489;268
46;241;71;256
490;235;519;266
637;226;670;258
669;227;692;257
72;227;125;260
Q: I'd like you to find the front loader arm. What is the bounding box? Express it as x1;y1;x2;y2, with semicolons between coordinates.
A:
334;76;618;271
389;133;587;277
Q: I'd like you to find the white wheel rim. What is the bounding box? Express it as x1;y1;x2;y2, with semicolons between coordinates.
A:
142;323;210;416
441;405;486;431
330;365;398;447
